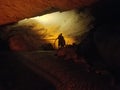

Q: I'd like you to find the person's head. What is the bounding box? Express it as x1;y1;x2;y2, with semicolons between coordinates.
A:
59;33;62;36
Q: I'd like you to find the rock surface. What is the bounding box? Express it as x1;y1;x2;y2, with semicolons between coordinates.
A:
0;0;96;25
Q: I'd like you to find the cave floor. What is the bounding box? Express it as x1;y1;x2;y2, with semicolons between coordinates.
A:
0;51;115;90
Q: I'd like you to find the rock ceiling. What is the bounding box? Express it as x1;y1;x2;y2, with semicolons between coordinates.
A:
0;0;96;25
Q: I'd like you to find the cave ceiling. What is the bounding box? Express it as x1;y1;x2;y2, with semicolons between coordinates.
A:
0;0;97;25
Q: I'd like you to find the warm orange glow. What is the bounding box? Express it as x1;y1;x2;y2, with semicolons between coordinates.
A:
45;34;75;48
9;36;28;51
17;9;94;48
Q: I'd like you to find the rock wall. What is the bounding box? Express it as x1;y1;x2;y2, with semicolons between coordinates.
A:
0;0;96;25
76;0;120;84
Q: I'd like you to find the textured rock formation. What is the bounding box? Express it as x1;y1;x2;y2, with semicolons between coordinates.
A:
0;0;96;25
76;0;120;86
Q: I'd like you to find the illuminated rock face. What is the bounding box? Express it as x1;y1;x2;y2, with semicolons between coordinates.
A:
0;0;96;25
9;36;29;51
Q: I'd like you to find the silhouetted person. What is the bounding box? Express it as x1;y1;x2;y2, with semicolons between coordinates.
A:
56;33;65;48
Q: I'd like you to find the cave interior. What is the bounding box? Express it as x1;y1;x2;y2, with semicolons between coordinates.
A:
0;0;120;90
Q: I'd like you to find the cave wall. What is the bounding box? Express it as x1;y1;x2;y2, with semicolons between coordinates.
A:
0;0;96;25
92;0;120;69
76;0;120;83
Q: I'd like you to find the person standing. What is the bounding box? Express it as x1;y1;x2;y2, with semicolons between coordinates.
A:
56;33;65;48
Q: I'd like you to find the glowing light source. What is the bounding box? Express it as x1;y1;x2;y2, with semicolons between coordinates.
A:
18;9;94;47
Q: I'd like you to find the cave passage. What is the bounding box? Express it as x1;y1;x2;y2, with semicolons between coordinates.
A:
0;9;94;51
